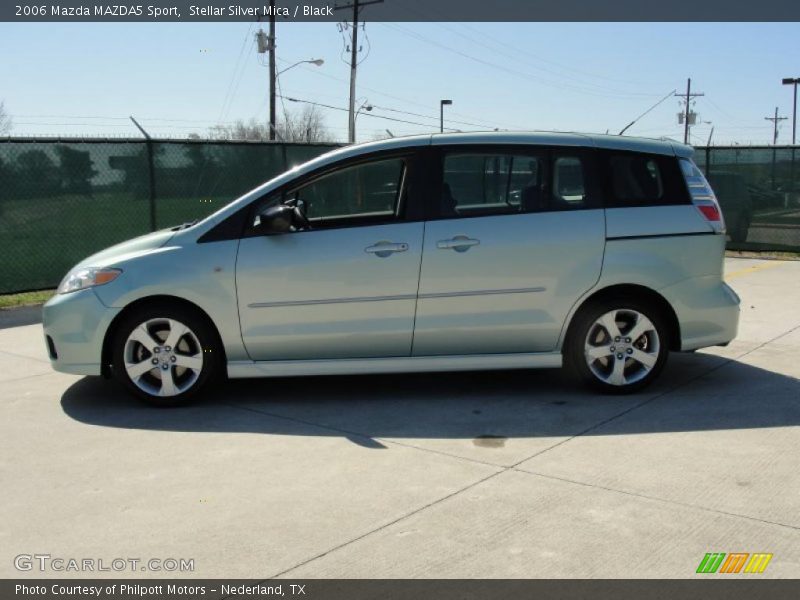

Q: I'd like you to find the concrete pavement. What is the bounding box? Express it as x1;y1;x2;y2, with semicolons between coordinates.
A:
1;258;798;578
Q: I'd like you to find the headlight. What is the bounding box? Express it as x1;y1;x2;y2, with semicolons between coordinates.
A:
57;267;122;295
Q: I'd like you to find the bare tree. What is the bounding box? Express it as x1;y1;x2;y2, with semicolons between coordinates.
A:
209;118;270;141
276;105;331;143
0;101;12;135
209;105;332;143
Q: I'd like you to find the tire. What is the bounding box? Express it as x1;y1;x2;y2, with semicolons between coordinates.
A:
111;302;222;406
565;297;669;394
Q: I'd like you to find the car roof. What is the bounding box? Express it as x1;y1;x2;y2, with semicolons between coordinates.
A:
306;131;693;167
429;131;692;157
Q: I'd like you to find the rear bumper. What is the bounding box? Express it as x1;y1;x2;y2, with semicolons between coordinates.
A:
42;289;120;376
660;277;740;351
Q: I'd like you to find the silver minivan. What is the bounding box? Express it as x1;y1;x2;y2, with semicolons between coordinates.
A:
43;133;740;405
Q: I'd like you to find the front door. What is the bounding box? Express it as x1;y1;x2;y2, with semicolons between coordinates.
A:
236;155;424;361
412;147;605;356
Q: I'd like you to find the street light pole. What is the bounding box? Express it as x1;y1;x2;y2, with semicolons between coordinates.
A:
782;77;799;145
440;99;452;133
783;77;800;197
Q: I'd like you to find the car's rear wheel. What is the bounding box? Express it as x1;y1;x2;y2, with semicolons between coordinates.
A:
566;298;669;394
112;304;221;406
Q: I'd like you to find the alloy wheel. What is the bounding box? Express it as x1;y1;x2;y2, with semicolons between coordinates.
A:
123;318;204;397
583;309;660;387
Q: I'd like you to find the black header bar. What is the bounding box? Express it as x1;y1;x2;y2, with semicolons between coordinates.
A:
3;0;800;22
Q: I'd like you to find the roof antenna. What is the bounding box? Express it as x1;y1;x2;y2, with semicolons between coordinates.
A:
619;89;676;135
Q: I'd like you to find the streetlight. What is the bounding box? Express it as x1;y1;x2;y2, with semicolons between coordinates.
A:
782;77;799;145
353;100;373;142
355;100;373;121
440;99;452;133
355;99;373;118
277;58;324;77
267;58;323;140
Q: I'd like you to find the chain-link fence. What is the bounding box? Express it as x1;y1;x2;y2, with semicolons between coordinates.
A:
0;139;339;293
1;139;799;294
694;146;800;252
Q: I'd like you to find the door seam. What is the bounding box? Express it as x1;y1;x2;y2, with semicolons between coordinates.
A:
409;221;427;356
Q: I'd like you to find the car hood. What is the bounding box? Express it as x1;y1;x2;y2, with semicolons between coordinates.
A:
74;229;177;269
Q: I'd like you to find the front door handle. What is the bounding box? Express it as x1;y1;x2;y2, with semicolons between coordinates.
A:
365;241;409;258
437;235;480;252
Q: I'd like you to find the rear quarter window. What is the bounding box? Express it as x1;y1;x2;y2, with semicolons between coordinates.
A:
600;151;690;208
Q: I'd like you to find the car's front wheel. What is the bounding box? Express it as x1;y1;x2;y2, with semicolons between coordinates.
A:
112;303;221;406
566;298;669;394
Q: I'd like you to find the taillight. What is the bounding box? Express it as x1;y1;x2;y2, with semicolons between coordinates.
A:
697;204;721;222
679;158;725;233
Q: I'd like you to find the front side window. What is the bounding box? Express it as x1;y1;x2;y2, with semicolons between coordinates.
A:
293;158;406;221
442;153;543;217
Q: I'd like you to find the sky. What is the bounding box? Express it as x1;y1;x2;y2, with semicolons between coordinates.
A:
0;21;798;144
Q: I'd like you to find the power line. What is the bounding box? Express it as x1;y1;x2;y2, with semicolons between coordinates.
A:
275;56;521;130
381;23;663;100
12;114;248;125
397;6;659;90
333;0;384;143
278;95;460;131
432;22;657;94
217;22;256;125
368;103;495;130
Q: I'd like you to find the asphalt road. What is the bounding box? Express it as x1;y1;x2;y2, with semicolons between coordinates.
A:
1;258;798;579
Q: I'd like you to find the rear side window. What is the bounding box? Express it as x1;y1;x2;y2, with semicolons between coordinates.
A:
442;153;543;217
601;152;689;207
439;149;597;218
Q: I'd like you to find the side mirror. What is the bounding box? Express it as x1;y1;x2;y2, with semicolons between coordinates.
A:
256;204;295;234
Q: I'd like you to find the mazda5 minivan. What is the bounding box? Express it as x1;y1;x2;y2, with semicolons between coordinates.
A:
43;133;740;405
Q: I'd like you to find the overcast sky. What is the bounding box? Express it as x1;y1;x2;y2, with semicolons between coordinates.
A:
1;21;798;144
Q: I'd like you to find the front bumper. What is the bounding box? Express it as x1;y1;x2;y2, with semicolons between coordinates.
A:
42;289;121;376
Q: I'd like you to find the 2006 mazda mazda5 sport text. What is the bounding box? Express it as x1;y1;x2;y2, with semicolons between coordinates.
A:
43;132;740;405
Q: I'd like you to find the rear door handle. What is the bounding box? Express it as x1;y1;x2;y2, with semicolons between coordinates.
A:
437;235;480;252
365;241;409;258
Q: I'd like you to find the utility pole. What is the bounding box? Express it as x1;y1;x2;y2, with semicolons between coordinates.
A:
765;106;787;145
268;1;276;140
674;78;704;144
334;0;383;144
765;107;787;190
255;5;278;140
